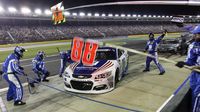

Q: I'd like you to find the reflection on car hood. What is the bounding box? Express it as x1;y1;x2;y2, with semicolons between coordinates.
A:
159;44;179;48
71;60;113;75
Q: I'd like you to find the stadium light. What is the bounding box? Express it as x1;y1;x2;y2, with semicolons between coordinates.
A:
127;14;131;17
44;9;52;15
72;13;77;16
87;13;92;17
153;15;156;18
148;15;152;17
8;7;17;13
189;16;192;18
166;16;169;18
94;13;99;17
143;15;147;17
158;15;161;18
115;14;119;17
64;11;70;16
162;15;165;18
170;16;173;18
197;15;200;18
121;14;125;17
35;8;42;15
0;6;4;13
79;12;85;17
132;14;137;17
137;15;141;17
21;7;31;14
108;14;113;17
102;13;106;17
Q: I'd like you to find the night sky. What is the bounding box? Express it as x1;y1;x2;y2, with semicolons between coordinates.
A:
0;0;199;15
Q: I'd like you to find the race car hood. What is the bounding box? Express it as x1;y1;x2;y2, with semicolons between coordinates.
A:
72;60;111;75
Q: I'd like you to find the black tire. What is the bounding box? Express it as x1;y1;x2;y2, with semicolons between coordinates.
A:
115;69;119;85
123;56;129;76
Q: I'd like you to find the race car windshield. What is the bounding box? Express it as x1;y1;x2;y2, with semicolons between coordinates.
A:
95;50;117;60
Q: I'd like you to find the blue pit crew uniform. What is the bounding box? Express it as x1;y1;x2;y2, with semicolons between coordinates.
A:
31;51;49;85
59;50;72;77
2;46;26;106
176;24;200;112
143;33;165;75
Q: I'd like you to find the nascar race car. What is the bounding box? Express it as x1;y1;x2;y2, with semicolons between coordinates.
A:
63;47;129;94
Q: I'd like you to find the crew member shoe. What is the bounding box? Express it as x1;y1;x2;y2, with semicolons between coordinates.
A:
143;69;150;72
42;79;49;82
59;74;63;78
14;101;26;106
159;71;165;75
29;82;35;88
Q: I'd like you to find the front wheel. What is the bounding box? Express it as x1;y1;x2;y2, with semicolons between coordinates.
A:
115;69;119;85
123;56;129;76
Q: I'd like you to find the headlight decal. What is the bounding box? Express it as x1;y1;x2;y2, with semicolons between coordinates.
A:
94;71;112;80
63;71;70;78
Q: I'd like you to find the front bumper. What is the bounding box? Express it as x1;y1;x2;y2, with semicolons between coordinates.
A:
63;75;114;94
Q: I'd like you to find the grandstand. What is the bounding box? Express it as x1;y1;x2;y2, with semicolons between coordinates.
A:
0;18;188;44
0;2;199;44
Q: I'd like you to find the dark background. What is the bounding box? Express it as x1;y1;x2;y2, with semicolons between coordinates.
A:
0;0;199;15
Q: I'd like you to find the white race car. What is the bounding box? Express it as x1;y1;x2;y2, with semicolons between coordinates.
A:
63;47;129;94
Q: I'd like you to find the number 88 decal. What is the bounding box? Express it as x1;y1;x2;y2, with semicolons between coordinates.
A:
71;37;98;66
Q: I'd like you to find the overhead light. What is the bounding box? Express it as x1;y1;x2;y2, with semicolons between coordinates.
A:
158;15;161;18
94;13;99;17
79;12;85;17
121;14;125;17
115;14;119;17
102;13;106;17
148;15;152;17
21;7;31;14
35;8;41;15
162;15;165;18
72;13;77;16
87;13;92;16
108;14;113;17
8;7;17;13
0;6;4;13
132;14;137;17
153;15;156;18
143;15;147;17
127;14;131;17
44;9;52;15
64;11;70;16
137;15;141;17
